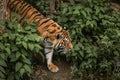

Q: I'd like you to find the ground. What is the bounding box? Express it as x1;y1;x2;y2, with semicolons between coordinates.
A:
33;56;73;80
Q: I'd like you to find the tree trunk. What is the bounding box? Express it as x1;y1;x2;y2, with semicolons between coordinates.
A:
0;0;7;20
50;0;55;15
0;0;7;34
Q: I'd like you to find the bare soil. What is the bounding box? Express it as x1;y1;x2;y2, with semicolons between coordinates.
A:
33;57;72;80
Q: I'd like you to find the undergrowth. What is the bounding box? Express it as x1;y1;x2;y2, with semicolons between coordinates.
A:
0;18;43;80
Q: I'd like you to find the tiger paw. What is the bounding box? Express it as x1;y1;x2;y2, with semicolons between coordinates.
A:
48;63;59;72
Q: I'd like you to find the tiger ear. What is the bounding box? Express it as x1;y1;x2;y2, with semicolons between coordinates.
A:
56;34;62;39
63;27;67;30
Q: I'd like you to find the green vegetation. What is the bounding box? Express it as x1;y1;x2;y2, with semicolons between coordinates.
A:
0;18;43;80
58;1;120;79
0;0;120;80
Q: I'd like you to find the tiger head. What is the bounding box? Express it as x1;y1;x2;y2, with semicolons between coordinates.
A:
55;28;73;54
37;19;73;54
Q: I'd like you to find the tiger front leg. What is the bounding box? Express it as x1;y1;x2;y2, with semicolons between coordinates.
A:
44;41;59;72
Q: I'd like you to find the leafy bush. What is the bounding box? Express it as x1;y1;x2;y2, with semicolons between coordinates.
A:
0;18;43;80
53;0;120;79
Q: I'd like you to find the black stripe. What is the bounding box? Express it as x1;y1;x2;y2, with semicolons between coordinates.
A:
32;14;42;22
16;1;25;13
19;3;28;14
21;5;31;15
27;11;38;19
43;22;54;29
39;18;51;26
19;6;32;23
37;17;45;23
44;41;53;46
23;6;32;16
45;46;53;49
49;29;56;34
9;0;19;9
45;51;52;54
44;47;53;54
30;11;38;17
12;1;22;12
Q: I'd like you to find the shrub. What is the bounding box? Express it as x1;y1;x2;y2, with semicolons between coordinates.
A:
53;0;120;79
0;18;43;80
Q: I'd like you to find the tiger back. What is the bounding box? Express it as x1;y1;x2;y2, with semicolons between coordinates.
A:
6;0;73;72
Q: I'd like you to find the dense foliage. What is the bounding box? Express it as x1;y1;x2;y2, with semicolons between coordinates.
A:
0;18;43;80
0;0;120;80
29;0;120;79
57;1;120;79
61;2;120;80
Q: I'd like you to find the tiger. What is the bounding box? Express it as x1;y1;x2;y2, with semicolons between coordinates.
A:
6;0;73;72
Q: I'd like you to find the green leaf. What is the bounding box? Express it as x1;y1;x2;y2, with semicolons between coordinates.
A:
16;52;21;59
23;58;31;65
23;36;28;42
0;36;3;40
81;11;87;18
0;71;5;78
17;24;22;32
9;53;17;62
35;36;41;42
79;51;84;57
11;46;18;52
15;62;23;72
3;33;9;38
25;26;31;31
22;42;27;49
62;8;67;14
0;66;5;74
7;75;14;80
35;44;42;49
5;48;11;54
34;47;40;53
73;10;80;14
0;54;5;60
0;43;4;50
20;68;25;76
0;78;5;80
23;64;32;73
0;60;7;67
86;20;91;26
28;43;34;50
95;6;100;14
31;29;36;32
15;74;20;80
74;44;80;51
69;0;75;5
